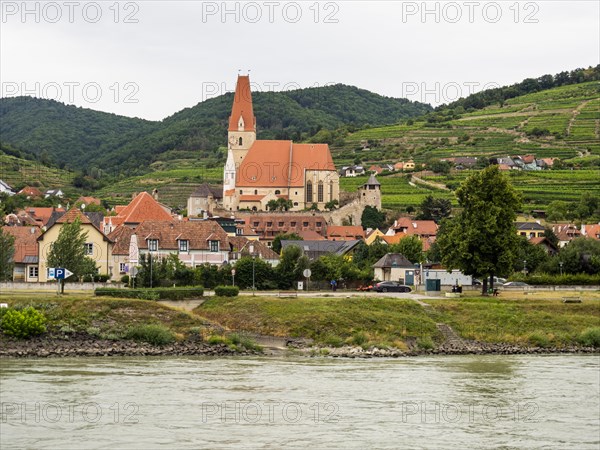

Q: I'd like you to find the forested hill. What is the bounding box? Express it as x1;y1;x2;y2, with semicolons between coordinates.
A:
0;84;431;174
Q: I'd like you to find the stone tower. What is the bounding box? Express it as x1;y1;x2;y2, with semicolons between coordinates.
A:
227;75;256;164
359;173;382;210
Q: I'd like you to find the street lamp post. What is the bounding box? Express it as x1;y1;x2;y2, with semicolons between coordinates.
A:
523;260;527;276
559;261;563;276
250;245;256;296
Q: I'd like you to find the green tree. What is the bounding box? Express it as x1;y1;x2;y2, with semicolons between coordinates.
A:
416;195;452;222
233;257;276;289
325;199;339;211
276;245;309;289
391;235;423;264
272;232;302;254
47;217;97;292
361;206;386;230
436;166;522;293
512;236;550;274
0;228;15;281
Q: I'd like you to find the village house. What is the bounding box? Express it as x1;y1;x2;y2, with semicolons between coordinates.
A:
187;184;223;217
18;186;43;199
372;253;416;284
229;237;280;267
326;225;366;241
223;75;339;211
339;165;366;177
581;223;600;240
75;196;102;207
109;220;232;276
103;191;174;234
241;214;328;247
44;189;64;198
0;180;15;196
388;218;438;238
37;208;113;282
529;237;558;255
281;239;361;261
365;228;386;245
14;207;66;228
2;226;41;281
552;223;581;247
516;222;546;239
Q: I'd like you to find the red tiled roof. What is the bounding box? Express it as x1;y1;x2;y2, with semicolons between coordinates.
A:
298;229;326;240
393;218;438;236
327;225;365;241
2;226;41;263
111;221;230;252
228;75;256;132
18;186;43;198
17;207;65;227
237;141;335;188
584;224;600;240
76;196;101;206
381;233;406;245
56;208;92;224
224;189;235;197
105;192;173;228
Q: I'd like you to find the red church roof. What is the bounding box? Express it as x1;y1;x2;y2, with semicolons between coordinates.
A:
228;75;256;132
237;141;335;188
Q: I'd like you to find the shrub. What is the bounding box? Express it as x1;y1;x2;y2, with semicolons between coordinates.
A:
94;274;111;283
1;307;47;339
214;285;239;297
527;332;550;348
350;331;368;346
416;336;434;350
207;335;230;345
509;273;600;285
94;287;204;300
125;324;175;346
120;275;130;284
578;327;600;347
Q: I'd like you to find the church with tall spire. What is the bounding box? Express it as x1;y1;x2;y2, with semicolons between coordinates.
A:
223;75;339;212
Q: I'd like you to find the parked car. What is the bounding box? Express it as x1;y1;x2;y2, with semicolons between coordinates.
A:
503;281;529;287
472;278;482;286
374;281;412;293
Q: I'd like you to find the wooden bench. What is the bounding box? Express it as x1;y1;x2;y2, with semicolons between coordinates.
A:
278;291;298;298
562;296;582;303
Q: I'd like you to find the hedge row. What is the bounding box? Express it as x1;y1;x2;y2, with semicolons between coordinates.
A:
95;287;205;300
214;286;239;297
510;273;600;286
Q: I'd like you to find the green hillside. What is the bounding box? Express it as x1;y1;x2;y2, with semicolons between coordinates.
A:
334;81;599;167
0;85;431;174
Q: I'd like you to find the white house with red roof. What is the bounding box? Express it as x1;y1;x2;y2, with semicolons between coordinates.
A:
223;75;339;212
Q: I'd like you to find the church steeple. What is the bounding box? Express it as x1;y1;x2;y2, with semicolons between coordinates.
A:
228;75;257;165
228;75;256;132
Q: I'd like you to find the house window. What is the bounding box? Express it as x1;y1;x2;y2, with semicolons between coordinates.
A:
303;221;309;227
84;243;93;255
305;180;313;204
148;239;158;252
236;228;242;235
254;190;258;195
267;222;273;227
210;240;219;252
291;221;297;227
119;262;127;274
318;181;324;202
278;222;284;227
253;221;259;227
275;190;281;195
28;266;38;278
179;240;189;252
316;222;322;227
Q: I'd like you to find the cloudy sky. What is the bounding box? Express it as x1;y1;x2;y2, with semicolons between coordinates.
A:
1;1;598;120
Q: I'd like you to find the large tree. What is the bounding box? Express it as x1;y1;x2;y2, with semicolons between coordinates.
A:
47;218;97;292
0;228;15;281
436;165;522;293
361;206;386;230
416;195;452;222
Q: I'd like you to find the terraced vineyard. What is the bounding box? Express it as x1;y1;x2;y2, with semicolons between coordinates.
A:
335;81;599;167
0;153;75;193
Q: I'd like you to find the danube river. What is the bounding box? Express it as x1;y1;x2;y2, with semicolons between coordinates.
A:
1;355;598;449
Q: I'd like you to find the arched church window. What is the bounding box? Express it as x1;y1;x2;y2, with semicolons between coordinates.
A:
318;181;324;203
329;181;334;201
305;181;313;204
239;137;243;146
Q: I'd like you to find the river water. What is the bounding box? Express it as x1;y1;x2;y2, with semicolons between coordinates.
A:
1;355;599;449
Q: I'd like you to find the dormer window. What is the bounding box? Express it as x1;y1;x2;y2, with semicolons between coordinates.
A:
179;240;189;252
148;239;158;252
210;240;219;252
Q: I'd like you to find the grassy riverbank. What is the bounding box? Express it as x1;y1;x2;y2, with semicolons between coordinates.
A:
2;292;599;353
197;293;600;349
